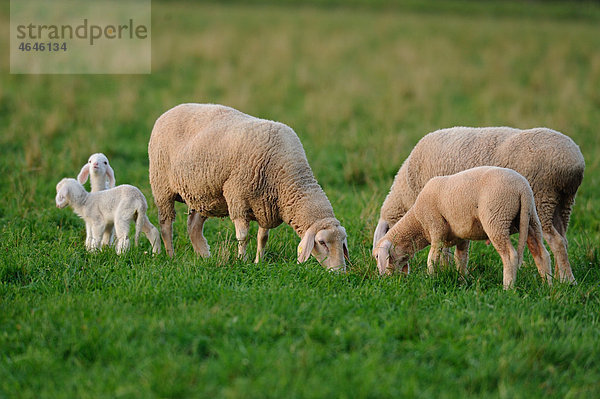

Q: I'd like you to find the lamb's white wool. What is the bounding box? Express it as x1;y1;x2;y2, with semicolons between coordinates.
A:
148;103;348;270
374;127;584;283
55;178;161;255
77;153;116;246
373;166;552;289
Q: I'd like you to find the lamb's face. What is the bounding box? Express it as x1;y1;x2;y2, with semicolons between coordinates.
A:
55;179;70;208
88;153;110;176
311;226;349;272
373;239;410;275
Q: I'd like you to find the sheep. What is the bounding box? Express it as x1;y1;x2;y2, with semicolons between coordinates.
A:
77;153;116;246
373;127;584;283
55;178;161;254
148;103;349;270
373;166;552;289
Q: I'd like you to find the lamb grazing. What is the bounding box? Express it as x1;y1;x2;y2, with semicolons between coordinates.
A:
373;127;584;283
55;178;161;255
77;153;116;247
148;103;349;271
373;166;552;289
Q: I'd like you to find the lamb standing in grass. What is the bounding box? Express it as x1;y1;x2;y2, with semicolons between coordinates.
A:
373;127;584;283
148;103;348;270
77;153;116;247
373;167;552;289
55;178;161;254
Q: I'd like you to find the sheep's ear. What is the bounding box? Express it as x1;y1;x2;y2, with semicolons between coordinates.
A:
375;240;392;275
106;164;116;188
77;164;90;184
373;219;389;252
343;238;349;262
297;227;316;263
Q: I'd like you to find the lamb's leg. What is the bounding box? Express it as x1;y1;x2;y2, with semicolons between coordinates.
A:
187;210;210;258
90;223;104;252
233;219;249;259
85;222;93;251
427;242;443;275
114;218;131;255
101;224;113;247
254;227;269;263
527;225;553;285
142;215;162;255
454;239;470;276
543;226;575;284
488;235;519;290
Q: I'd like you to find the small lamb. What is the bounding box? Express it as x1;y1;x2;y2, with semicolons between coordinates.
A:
373;166;552;289
77;153;116;247
55;178;161;254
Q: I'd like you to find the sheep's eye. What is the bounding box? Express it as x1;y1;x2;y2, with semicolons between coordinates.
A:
318;240;327;247
104;161;107;164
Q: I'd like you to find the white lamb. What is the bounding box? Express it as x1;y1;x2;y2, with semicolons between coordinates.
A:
148;103;348;270
373;127;584;283
373;166;552;289
77;153;116;247
55;178;161;254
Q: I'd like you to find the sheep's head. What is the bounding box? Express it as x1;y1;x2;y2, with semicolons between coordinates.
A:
77;153;115;189
55;178;72;208
373;238;411;275
297;218;349;272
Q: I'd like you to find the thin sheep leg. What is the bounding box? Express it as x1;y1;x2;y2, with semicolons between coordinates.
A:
233;219;250;259
255;226;269;263
187;210;210;258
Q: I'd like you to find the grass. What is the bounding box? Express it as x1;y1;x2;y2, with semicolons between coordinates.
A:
1;1;600;397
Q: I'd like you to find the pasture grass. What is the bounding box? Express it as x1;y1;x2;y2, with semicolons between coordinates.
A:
1;1;600;397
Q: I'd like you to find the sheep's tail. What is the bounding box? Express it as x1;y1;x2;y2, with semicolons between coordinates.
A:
517;192;531;266
373;219;389;252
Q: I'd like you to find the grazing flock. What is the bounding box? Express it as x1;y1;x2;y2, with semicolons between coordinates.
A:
56;104;585;289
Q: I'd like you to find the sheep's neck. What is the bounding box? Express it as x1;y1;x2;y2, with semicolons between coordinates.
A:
389;211;429;253
278;179;335;237
69;191;91;219
90;175;107;192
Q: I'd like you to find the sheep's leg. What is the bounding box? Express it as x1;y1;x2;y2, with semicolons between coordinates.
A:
426;242;443;275
187;210;210;258
90;223;104;252
101;224;113;247
157;202;175;257
85;222;93;251
488;235;519;289
142;215;161;255
543;226;575;284
114;218;131;255
527;225;552;285
454;240;470;276
233;219;250;259
255;227;269;263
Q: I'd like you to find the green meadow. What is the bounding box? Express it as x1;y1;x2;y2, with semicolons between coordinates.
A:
1;1;600;397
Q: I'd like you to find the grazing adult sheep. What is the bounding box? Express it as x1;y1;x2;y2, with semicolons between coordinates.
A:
373;166;552;289
373;127;584;283
148;103;349;270
77;153;116;246
55;178;161;254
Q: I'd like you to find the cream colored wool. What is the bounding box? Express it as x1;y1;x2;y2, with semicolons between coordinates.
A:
148;103;348;270
373;166;552;289
55;178;161;255
374;127;584;283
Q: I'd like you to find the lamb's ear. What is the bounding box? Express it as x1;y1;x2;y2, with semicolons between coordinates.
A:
106;164;116;188
343;238;349;262
375;240;392;275
77;164;90;184
297;227;316;263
